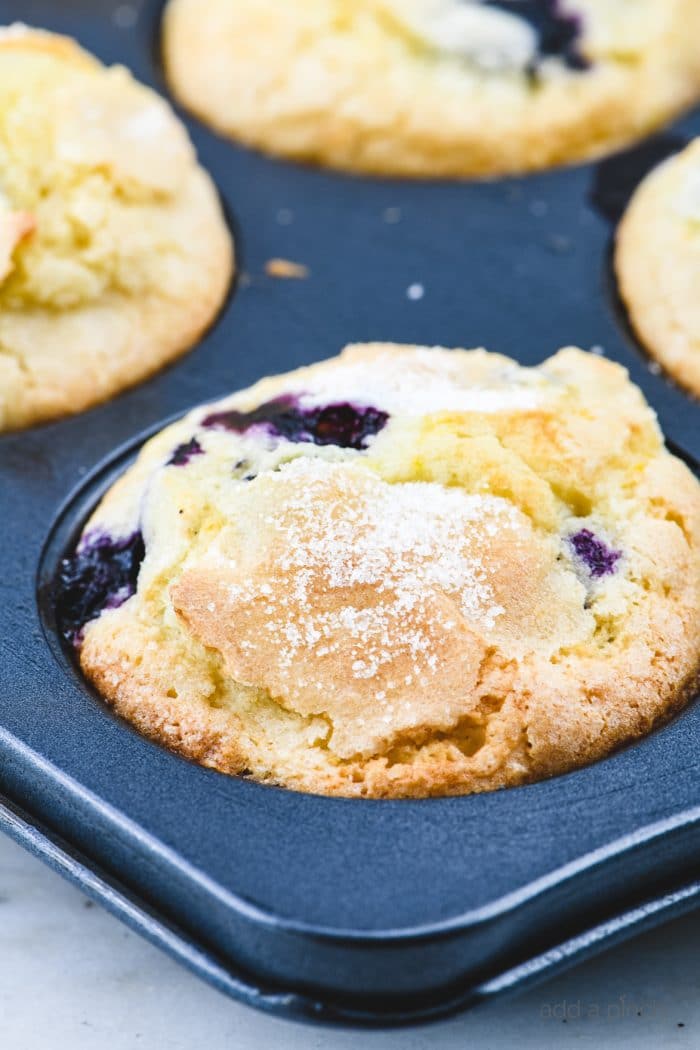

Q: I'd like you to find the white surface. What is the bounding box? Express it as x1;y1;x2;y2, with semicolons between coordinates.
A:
0;830;697;1049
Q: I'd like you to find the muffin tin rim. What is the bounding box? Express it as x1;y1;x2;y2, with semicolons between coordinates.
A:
33;422;700;939
2;0;700;1021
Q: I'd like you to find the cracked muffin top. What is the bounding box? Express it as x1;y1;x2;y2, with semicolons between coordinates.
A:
57;344;700;798
162;0;700;177
0;24;232;431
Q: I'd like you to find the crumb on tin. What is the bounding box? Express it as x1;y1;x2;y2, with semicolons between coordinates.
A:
265;258;310;280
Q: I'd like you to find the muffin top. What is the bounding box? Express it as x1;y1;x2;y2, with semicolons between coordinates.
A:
0;25;198;310
59;344;700;797
163;0;700;176
616;137;700;398
0;24;232;430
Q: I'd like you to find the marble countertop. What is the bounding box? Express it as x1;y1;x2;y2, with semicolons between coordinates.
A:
1;830;697;1049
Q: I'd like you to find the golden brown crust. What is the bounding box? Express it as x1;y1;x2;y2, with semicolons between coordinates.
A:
75;344;700;797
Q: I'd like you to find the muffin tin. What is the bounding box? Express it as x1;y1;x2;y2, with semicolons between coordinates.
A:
1;0;700;1027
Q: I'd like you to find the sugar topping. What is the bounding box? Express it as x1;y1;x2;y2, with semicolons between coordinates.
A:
170;458;530;755
375;0;587;72
377;0;538;70
212;460;520;686
0;23;33;42
54;70;193;194
287;348;549;416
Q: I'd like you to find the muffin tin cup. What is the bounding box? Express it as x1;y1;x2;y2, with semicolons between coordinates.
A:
1;0;699;1027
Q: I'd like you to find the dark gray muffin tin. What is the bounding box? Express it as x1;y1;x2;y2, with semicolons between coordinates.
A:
1;0;699;1027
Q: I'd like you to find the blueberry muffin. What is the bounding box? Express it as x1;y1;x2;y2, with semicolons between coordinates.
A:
0;25;233;432
55;344;700;798
162;0;700;178
616;138;700;398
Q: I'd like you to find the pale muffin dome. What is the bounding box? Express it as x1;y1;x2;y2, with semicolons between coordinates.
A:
0;25;233;431
617;137;700;398
163;0;700;177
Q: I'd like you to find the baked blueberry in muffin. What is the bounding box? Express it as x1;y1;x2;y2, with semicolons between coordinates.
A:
483;0;586;70
163;0;700;177
58;531;146;647
201;397;388;450
57;344;700;798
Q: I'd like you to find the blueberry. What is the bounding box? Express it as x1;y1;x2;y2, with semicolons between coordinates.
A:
55;530;145;646
569;529;621;578
483;0;588;70
202;396;388;451
167;437;204;467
